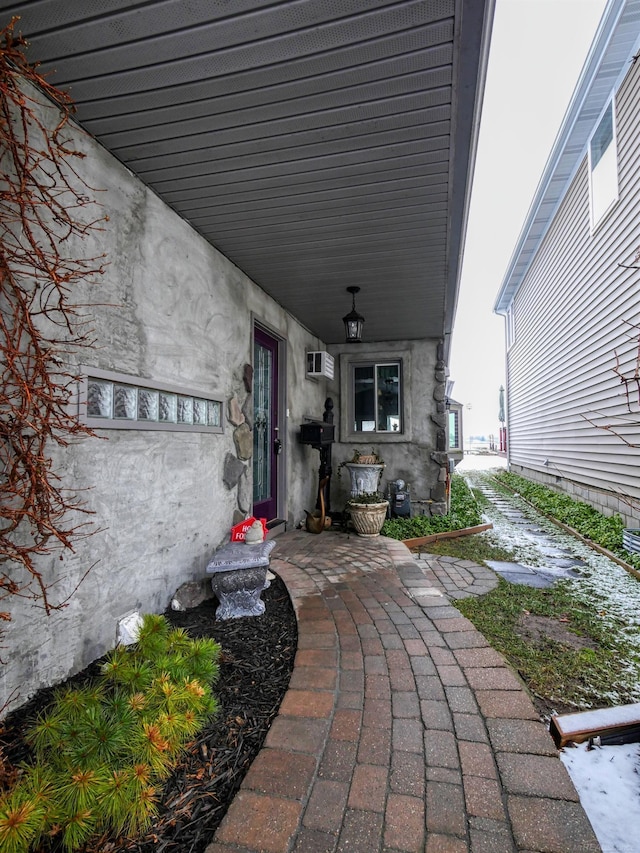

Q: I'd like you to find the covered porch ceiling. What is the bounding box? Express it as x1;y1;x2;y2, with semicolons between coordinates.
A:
4;0;493;348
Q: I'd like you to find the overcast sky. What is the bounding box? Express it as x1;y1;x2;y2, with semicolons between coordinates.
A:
450;0;609;440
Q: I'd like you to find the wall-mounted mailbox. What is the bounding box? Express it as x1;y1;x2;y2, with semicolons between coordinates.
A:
300;422;335;447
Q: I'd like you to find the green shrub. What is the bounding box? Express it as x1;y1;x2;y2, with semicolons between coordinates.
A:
0;614;220;852
381;475;483;540
348;491;386;505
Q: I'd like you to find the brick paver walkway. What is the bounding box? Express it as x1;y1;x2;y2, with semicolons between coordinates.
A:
205;530;600;853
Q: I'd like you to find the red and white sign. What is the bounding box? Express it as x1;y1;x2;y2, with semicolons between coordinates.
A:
230;517;268;542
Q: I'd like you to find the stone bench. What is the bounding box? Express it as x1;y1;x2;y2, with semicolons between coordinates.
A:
206;539;277;619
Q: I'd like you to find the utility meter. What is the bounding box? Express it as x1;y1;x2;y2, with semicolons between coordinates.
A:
389;479;411;517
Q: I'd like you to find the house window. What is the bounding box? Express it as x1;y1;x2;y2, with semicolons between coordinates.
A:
589;99;618;228
506;304;515;349
448;410;461;451
352;362;402;433
80;368;223;433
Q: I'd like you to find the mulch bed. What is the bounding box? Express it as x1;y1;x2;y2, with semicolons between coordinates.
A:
0;575;297;853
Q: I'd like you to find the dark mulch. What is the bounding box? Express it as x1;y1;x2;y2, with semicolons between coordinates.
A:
0;575;297;853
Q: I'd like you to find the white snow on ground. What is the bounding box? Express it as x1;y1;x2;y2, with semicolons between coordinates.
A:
456;454;508;473
460;460;640;704
560;743;640;853
554;704;640;734
456;454;640;851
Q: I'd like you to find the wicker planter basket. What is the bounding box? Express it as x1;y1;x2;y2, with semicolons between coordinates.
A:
348;500;389;537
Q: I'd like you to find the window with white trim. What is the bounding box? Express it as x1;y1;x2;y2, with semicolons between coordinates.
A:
352;361;402;433
506;304;515;350
589;99;618;229
448;410;461;451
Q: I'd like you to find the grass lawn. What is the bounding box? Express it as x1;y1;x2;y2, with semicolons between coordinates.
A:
456;579;637;713
416;469;640;713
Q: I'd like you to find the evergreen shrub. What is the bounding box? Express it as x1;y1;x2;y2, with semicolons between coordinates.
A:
0;614;220;852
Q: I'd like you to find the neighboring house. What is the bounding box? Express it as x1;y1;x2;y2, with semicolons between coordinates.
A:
1;2;493;712
495;0;640;524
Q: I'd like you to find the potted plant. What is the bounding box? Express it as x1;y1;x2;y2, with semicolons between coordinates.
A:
347;490;389;537
338;448;385;498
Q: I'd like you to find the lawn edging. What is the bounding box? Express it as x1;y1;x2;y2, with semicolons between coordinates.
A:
402;522;493;549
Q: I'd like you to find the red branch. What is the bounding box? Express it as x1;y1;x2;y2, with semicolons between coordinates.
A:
0;19;106;626
612;320;640;412
581;319;640;517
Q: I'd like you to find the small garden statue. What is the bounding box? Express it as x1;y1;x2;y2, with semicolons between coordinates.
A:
245;518;265;544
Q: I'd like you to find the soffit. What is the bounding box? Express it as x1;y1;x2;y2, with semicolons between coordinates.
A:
4;0;492;345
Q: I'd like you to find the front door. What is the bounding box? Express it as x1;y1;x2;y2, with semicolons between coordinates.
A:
253;326;280;520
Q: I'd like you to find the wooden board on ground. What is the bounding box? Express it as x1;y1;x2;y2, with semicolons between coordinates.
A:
550;702;640;748
403;522;493;549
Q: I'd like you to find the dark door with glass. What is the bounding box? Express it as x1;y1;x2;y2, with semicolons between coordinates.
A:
253;326;280;520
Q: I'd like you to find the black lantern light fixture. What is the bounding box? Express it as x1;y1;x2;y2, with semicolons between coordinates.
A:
342;286;365;343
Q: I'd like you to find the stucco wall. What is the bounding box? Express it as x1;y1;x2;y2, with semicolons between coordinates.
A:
1;90;326;713
326;338;448;515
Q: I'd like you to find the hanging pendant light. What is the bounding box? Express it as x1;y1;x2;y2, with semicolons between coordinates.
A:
342;286;365;343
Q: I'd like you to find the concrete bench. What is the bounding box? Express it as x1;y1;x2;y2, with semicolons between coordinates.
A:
206;539;276;619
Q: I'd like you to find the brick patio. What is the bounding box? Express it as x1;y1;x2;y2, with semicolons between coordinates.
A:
205;530;600;853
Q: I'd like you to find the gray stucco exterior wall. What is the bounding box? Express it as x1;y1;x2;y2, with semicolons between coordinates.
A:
326;339;449;515
2;78;450;714
1;88;328;713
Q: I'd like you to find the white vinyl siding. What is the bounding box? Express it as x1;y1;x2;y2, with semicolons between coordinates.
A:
506;57;640;504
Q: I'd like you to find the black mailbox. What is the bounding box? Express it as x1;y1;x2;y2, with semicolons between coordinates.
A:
300;422;335;447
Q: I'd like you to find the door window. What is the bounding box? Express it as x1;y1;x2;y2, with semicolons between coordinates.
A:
253;326;280;520
253;339;273;505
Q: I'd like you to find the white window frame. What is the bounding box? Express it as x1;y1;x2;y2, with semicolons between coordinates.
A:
589;97;619;231
448;409;462;452
506;304;515;350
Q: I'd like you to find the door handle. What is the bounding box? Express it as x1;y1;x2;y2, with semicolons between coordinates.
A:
274;437;282;456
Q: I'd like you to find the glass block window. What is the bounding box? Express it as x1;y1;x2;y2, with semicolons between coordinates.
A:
193;399;208;425
87;379;112;418
137;389;159;421
82;369;223;433
114;385;137;419
177;396;193;424
159;392;177;423
207;401;221;427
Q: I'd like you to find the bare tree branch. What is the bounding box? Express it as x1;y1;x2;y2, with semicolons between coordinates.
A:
0;19;106;637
